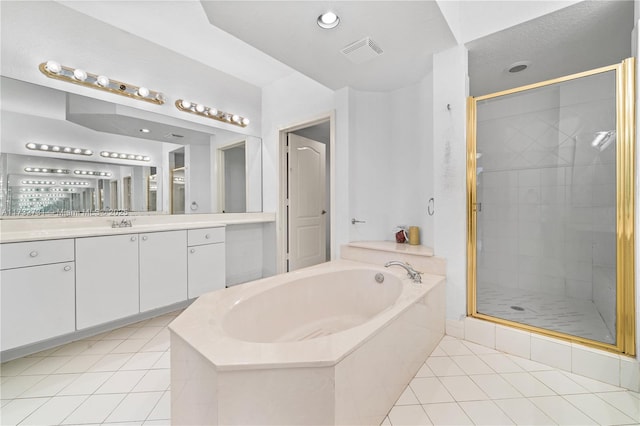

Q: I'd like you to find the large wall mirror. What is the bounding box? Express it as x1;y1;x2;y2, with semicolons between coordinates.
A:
0;77;262;217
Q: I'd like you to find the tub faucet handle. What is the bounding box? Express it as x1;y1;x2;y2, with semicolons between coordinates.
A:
384;260;422;283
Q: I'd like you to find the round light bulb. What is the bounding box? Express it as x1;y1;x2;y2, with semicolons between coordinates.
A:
137;87;150;97
26;143;37;149
84;150;92;155
119;154;127;159
63;147;71;153
52;146;61;152
195;104;205;113
209;108;218;116
242;117;250;126
96;75;110;87
101;152;109;157
142;156;150;161
40;145;49;151
317;11;340;29
128;154;136;160
232;114;240;123
111;153;118;158
155;92;165;102
56;169;63;173
135;155;143;161
180;100;191;109
74;148;82;154
45;60;62;74
73;69;88;81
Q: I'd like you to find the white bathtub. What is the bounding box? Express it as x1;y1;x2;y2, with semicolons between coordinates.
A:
169;259;445;425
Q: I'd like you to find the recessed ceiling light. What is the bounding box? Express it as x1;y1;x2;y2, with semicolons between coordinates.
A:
140;128;151;133
317;11;339;29
506;61;531;73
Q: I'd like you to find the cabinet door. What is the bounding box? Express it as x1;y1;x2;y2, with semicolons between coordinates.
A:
1;262;75;351
187;242;225;299
76;234;139;329
139;230;187;312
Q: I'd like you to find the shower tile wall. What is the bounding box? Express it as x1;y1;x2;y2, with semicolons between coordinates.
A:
476;72;617;344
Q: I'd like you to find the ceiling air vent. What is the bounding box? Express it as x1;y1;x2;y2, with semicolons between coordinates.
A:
165;133;184;139
340;37;383;64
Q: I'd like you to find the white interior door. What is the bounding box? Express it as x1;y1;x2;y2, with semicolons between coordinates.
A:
287;133;326;271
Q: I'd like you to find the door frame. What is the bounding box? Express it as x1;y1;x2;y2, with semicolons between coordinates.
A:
277;112;335;274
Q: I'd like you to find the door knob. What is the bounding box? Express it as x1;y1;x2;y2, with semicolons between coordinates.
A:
321;210;327;215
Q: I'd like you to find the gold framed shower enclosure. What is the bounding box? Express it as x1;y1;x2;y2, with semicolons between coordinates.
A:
466;58;636;356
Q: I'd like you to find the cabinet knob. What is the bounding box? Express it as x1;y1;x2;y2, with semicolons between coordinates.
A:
205;234;210;239
190;248;196;254
130;236;137;242
64;265;72;272
29;251;38;258
142;236;148;241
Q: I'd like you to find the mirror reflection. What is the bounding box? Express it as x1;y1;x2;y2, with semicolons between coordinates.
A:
0;76;262;217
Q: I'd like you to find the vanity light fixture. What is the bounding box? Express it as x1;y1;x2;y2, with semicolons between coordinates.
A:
175;99;250;128
60;181;90;186
20;187;75;193
100;151;150;162
317;11;340;29
40;60;166;105
73;169;112;177
22;180;56;185
26;143;93;156
24;167;70;174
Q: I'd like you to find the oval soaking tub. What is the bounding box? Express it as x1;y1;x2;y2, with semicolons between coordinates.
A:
169;259;446;426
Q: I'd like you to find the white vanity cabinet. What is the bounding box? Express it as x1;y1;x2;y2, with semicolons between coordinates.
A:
0;239;75;351
139;230;187;312
187;227;226;298
76;234;140;329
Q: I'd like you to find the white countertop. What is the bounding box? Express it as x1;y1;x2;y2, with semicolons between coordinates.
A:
0;212;275;243
347;240;434;257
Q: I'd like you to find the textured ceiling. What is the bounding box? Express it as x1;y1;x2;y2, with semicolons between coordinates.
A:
467;1;634;97
201;1;458;92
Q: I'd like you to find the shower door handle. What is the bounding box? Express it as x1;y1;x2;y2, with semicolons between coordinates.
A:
473;202;482;212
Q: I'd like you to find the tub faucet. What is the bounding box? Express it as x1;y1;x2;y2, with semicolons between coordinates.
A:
384;261;422;283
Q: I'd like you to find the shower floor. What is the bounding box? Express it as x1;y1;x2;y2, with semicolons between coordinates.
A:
477;284;615;345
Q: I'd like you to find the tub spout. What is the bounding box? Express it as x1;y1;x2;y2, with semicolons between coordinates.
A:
384;261;422;283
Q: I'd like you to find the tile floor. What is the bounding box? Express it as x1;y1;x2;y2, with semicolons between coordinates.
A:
1;310;639;425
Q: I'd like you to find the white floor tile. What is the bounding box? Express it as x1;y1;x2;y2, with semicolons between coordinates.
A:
20;356;74;375
20;373;80;398
88;353;134;373
413;363;435;378
51;341;93;357
132;369;170;393
139;332;170;353
439;340;474;356
151;352;170;369
96;370;146;394
493;397;555;425
0;357;41;377
380;415;391;426
0;374;47;399
428;346;447;357
530;395;598;425
20;395;88;425
458;400;514;425
595;391;640;420
501;372;556;397
58;371;114;396
530;370;589;395
564;393;636;425
143;420;171;426
470;374;522;399
478;353;524;373
422;402;473;425
387;404;432;425
81;339;124;355
105;391;164;423
439;376;489;402
102;327;139;341
119;352;164;371
55;354;104;374
128;327;164;340
61;393;126;424
425;357;465;377
561;370;625;393
111;339;150;354
146;390;170;421
461;340;500;355
451;355;494;375
506;355;554;372
0;397;49;425
409;377;454;404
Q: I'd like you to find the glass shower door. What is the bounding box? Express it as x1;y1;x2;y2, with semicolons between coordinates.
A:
467;59;635;354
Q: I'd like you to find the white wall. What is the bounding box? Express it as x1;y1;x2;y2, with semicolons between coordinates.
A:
433;45;469;321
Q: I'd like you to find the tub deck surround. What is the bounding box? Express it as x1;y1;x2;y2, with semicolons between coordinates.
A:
342;241;446;276
0;212;275;243
169;259;446;425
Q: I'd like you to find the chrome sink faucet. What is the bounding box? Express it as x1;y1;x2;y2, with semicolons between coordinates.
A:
384;261;422;283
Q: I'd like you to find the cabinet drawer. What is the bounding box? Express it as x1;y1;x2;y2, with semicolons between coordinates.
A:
1;239;74;270
188;227;225;246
